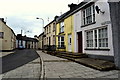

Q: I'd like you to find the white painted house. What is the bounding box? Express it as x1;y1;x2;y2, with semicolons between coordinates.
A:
73;0;114;61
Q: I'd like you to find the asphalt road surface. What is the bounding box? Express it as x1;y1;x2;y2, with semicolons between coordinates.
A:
2;49;39;74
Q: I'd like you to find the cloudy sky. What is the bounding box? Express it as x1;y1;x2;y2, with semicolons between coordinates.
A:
0;0;83;38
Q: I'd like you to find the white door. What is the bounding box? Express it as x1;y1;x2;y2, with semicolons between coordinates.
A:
68;34;72;52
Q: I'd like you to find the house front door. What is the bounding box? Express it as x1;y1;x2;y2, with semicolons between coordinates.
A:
68;34;72;52
78;32;83;53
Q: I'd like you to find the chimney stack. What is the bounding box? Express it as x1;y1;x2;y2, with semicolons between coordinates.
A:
68;3;77;10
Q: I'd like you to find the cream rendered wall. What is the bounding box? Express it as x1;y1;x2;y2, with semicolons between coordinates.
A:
0;21;3;50
74;0;114;56
38;36;43;49
44;27;47;46
56;24;59;46
46;25;50;45
50;22;56;45
44;21;56;46
0;20;16;50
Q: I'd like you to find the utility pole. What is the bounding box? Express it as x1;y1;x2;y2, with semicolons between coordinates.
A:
36;17;44;32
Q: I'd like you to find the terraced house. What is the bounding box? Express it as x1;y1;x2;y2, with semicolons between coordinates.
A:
38;32;44;50
56;0;115;61
16;34;38;49
0;18;16;51
56;4;77;52
44;17;57;50
73;0;114;61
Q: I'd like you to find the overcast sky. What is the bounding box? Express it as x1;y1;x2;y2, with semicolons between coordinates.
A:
0;0;83;38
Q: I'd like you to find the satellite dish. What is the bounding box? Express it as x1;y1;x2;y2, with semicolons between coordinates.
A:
95;6;100;14
95;6;105;14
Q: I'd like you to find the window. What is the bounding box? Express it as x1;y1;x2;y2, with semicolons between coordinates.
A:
49;25;51;33
58;36;64;48
45;28;46;34
47;27;48;34
98;28;108;47
60;21;64;33
82;4;95;26
53;23;56;31
53;36;55;45
47;37;48;45
86;31;93;47
0;32;4;38
86;27;108;48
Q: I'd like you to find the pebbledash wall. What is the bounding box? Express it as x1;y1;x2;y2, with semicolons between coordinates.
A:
73;0;114;61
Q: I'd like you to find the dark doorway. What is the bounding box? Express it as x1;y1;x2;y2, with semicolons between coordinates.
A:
77;32;83;53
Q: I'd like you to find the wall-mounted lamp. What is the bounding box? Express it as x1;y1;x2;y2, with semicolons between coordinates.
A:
95;6;105;14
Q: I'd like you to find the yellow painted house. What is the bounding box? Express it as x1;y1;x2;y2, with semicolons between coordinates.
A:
56;4;76;52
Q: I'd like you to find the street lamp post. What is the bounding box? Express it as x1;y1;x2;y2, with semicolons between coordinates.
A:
36;17;44;32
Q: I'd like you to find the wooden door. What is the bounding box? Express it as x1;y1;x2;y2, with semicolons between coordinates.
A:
78;32;83;53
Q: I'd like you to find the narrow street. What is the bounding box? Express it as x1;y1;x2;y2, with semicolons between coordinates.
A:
37;51;120;79
1;50;120;80
2;49;41;80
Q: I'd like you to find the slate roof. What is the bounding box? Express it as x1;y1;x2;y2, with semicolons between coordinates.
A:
57;1;88;23
16;34;38;42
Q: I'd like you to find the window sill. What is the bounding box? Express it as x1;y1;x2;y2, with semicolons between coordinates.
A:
81;22;96;27
85;48;110;51
59;32;64;34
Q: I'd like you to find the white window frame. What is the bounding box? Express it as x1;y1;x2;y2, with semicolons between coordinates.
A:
86;31;94;48
98;27;108;48
58;36;64;48
60;21;64;33
86;27;108;49
82;4;95;26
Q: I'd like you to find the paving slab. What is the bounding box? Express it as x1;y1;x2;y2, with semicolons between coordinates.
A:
74;58;115;71
37;51;120;79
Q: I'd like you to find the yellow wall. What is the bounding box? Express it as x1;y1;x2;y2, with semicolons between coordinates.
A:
56;15;74;52
64;15;74;52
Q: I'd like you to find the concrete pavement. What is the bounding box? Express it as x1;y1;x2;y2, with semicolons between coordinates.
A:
37;51;120;79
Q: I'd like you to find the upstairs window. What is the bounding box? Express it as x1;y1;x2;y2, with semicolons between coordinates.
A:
53;23;56;31
60;21;64;33
49;25;51;33
0;32;4;38
82;4;95;26
44;28;46;34
47;27;48;34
